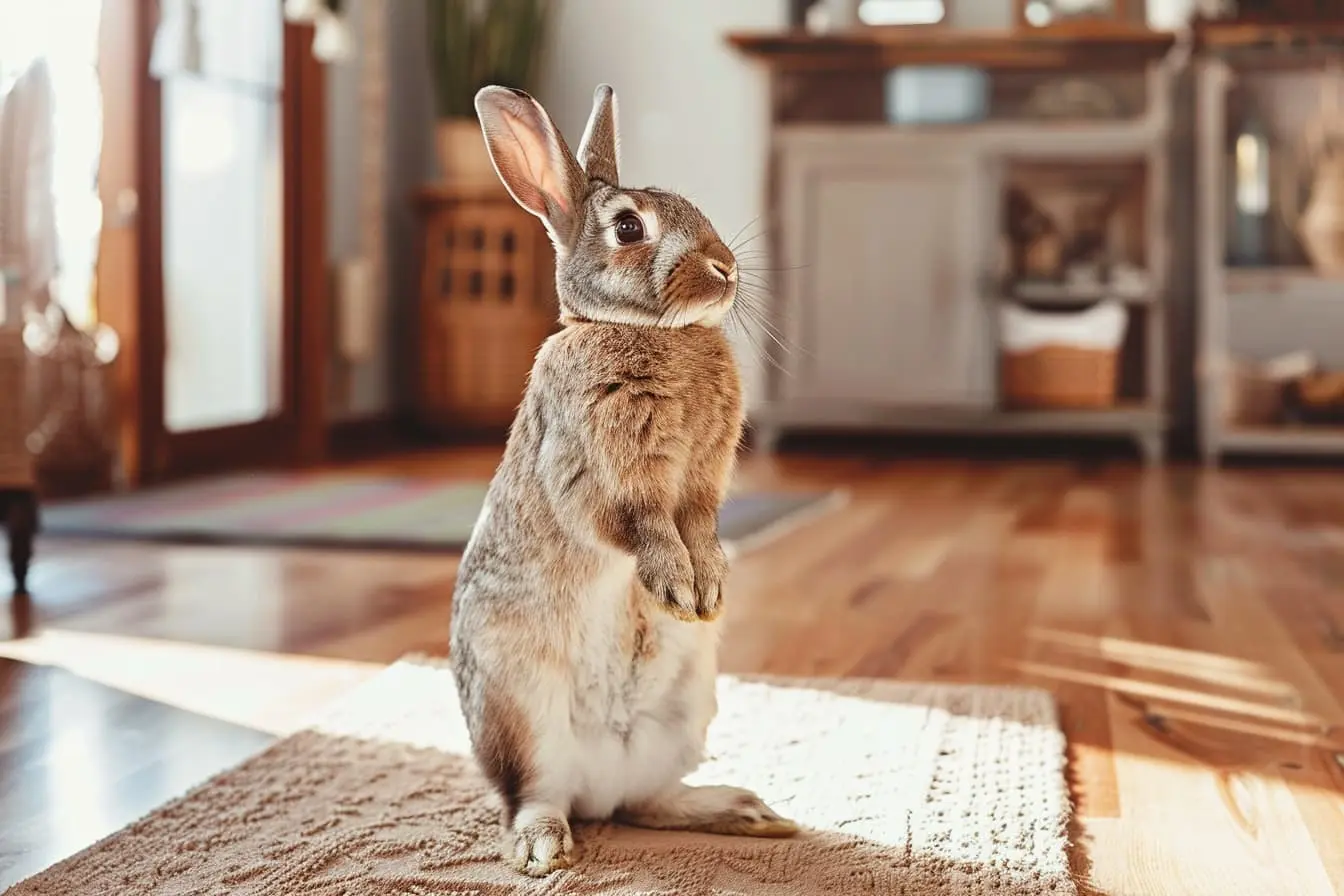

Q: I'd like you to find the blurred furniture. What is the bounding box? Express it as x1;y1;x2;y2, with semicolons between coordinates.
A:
0;55;59;596
24;304;122;496
729;27;1179;461
1195;22;1344;461
414;184;559;434
0;325;37;596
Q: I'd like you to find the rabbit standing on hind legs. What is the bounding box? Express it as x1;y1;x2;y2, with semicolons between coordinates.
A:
449;83;798;878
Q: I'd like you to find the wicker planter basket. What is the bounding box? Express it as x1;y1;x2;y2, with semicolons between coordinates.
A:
999;300;1128;409
415;185;559;431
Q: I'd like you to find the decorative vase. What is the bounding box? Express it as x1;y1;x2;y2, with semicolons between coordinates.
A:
1297;155;1344;275
435;118;500;187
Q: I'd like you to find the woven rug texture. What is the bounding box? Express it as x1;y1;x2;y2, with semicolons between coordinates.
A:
5;656;1076;896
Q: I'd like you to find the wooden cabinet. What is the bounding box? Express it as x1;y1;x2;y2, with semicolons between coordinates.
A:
413;185;559;434
775;135;996;410
751;114;1176;459
731;30;1178;461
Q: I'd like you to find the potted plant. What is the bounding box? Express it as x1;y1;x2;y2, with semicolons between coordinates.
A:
425;0;552;185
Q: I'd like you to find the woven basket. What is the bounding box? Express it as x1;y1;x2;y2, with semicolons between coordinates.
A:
999;300;1127;410
1001;345;1119;409
416;186;558;431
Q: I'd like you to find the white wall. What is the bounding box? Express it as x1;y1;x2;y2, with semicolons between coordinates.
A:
948;0;1013;27
537;0;786;410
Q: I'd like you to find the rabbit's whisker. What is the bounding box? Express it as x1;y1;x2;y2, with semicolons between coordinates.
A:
727;292;794;358
729;227;770;255
732;298;793;355
725;215;761;252
735;312;792;357
725;308;789;375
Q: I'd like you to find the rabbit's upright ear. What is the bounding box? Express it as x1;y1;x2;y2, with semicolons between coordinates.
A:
577;84;620;186
475;86;585;247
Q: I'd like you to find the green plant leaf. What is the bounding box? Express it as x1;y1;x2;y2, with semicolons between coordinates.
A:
423;0;552;121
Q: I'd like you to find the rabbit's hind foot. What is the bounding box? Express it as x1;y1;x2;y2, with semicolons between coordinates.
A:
618;783;799;839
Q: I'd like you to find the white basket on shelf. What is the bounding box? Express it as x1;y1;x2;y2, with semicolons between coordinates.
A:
998;300;1129;409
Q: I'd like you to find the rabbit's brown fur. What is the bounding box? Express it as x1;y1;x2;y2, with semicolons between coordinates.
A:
449;84;796;878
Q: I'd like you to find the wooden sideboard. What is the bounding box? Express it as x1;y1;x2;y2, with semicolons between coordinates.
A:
730;27;1181;461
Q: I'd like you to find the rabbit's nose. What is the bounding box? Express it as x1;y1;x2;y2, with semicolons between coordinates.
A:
703;239;737;283
707;258;736;282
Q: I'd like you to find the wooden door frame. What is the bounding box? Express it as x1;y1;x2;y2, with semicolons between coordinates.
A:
98;0;328;488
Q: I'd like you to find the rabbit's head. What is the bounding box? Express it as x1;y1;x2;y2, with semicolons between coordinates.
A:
475;84;738;328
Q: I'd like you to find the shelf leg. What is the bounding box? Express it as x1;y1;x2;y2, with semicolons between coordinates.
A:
1137;433;1165;466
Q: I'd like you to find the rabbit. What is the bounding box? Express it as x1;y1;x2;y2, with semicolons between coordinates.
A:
448;83;798;878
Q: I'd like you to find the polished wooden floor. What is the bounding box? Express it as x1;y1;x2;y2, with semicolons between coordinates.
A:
2;447;1342;894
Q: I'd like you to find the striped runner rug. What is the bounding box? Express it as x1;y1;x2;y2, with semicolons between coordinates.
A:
37;472;844;554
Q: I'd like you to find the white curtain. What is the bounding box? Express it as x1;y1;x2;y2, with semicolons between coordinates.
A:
0;0;104;329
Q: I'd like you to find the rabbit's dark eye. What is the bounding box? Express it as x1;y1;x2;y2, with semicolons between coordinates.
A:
614;213;645;245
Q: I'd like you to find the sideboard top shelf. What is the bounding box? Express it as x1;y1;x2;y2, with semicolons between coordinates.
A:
726;27;1176;72
1192;20;1344;50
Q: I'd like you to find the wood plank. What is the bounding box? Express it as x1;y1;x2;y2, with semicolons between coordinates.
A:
1;450;1342;893
1095;691;1336;896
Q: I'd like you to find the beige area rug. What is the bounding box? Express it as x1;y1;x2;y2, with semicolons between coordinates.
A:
5;657;1077;896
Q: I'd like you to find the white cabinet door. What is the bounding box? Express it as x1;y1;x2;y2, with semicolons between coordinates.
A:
776;141;994;409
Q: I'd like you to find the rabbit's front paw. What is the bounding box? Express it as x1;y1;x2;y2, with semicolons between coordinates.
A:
688;539;729;621
637;543;698;622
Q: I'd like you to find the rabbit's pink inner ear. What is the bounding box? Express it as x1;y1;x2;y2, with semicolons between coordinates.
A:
479;112;559;219
476;88;583;246
494;108;571;216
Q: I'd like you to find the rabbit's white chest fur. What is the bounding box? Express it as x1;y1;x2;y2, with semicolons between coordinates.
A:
529;551;719;820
